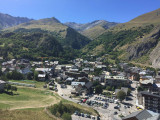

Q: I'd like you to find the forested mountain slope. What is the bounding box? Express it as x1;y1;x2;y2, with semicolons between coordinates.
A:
82;8;160;68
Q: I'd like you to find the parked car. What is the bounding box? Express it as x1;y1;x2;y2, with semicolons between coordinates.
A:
78;112;81;116
87;114;91;118
124;105;127;109
92;116;95;120
83;99;87;103
97;116;100;120
102;105;107;109
114;106;119;109
74;111;78;115
114;111;118;115
84;114;87;118
81;113;84;117
49;85;53;90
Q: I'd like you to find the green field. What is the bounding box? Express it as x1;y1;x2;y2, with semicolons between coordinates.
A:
0;80;98;120
0;87;60;110
0;82;60;120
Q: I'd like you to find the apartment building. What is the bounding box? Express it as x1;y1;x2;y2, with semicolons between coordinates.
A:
138;91;160;113
105;75;131;87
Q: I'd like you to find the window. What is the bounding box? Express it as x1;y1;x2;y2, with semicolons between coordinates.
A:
153;98;158;101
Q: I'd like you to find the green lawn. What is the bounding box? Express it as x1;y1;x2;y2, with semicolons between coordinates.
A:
0;86;60;110
0;80;98;119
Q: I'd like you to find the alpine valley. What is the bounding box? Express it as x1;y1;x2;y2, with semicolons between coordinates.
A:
0;8;160;67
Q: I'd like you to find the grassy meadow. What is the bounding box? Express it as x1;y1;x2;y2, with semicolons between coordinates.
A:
0;108;54;120
0;86;60;110
0;80;98;120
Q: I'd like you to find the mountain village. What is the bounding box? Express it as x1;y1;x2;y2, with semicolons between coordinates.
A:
0;3;160;120
0;56;160;120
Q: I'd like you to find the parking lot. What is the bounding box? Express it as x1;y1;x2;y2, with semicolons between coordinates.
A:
56;82;138;120
72;113;100;120
72;115;91;120
79;91;137;120
83;95;121;120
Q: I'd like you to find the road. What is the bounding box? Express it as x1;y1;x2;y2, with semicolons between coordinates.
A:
56;82;139;120
56;82;79;103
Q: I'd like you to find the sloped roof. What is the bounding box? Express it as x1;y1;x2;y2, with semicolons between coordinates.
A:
122;109;152;120
85;82;93;89
71;82;85;86
0;80;6;84
146;114;160;120
66;77;74;81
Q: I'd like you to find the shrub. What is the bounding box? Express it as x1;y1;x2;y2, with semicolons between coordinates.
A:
95;85;103;94
117;90;126;102
62;113;72;120
49;101;92;120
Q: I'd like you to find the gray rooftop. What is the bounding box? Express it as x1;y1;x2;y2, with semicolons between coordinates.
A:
122;109;152;120
0;80;6;84
85;82;93;89
139;91;160;98
146;114;160;120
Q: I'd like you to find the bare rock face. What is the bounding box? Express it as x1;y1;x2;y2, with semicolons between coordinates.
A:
150;41;160;68
149;28;160;68
127;27;160;61
0;12;32;30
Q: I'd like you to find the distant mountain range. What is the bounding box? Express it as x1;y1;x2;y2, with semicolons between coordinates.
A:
65;20;118;39
0;15;91;60
0;12;33;30
5;17;91;49
1;9;160;68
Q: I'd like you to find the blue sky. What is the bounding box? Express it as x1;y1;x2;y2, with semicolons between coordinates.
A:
0;0;159;23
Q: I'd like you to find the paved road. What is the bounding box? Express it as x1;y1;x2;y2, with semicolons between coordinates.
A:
56;82;139;120
56;82;79;103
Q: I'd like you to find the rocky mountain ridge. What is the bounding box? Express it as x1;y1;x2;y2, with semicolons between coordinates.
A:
65;20;118;39
0;12;32;30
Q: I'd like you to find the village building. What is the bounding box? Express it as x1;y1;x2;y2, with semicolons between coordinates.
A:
0;80;6;92
82;68;94;73
140;79;153;89
137;91;160;113
122;109;160;120
35;68;52;81
105;75;131;87
71;82;85;88
65;71;88;79
65;77;75;85
78;77;89;83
